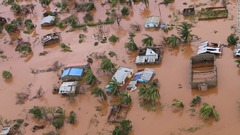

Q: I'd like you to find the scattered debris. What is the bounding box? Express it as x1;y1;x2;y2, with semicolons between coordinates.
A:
31;61;64;74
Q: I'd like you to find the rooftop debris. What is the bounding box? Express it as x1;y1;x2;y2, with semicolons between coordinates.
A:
58;81;79;95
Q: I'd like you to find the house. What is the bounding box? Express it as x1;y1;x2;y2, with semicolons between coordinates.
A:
126;68;155;91
144;16;160;28
233;44;240;57
0;126;10;135
41;15;56;27
190;54;217;91
59;81;79;94
41;32;61;46
106;67;133;93
61;62;88;81
183;8;195;16
135;47;162;65
197;41;222;55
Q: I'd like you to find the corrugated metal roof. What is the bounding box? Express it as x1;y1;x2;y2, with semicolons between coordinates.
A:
61;67;84;78
112;67;133;84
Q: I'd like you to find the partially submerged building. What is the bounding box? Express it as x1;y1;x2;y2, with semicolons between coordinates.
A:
198;7;228;20
41;15;56;27
59;81;79;94
41;32;61;46
197;41;222;55
233;44;240;57
135;47;162;65
106;67;133;93
61;62;88;81
190;54;217;91
144;16;160;28
126;68;155;91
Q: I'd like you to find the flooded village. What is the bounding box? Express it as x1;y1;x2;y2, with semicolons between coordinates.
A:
1;0;240;135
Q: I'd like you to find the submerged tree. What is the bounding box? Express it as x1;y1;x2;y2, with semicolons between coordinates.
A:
91;87;107;101
172;99;184;108
11;3;21;14
2;70;12;79
125;37;138;52
101;58;116;74
177;22;193;43
84;69;97;86
107;78;121;96
119;91;132;106
138;82;160;108
163;0;175;4
227;34;239;46
165;34;181;48
40;0;52;6
200;103;219;121
112;119;132;135
142;34;154;47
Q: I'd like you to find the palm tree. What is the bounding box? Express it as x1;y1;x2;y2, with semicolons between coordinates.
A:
177;22;193;43
119;91;132;106
165;34;181;48
107;78;121;96
190;96;201;107
200;103;219;121
101;58;116;74
227;34;239;46
142;34;154;47
125;37;138;52
84;69;97;86
172;99;184;108
91;87;107;101
138;82;160;107
5;23;18;34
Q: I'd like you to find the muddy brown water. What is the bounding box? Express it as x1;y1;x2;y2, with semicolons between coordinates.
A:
1;0;240;135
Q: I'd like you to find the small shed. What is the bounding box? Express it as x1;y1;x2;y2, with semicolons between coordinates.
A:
144;16;160;28
41;16;56;27
111;67;134;85
59;81;79;94
183;8;195;16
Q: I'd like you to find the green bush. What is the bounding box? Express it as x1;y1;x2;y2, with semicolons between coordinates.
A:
69;111;76;124
60;43;72;52
56;21;67;28
108;34;119;43
24;19;34;29
121;7;129;16
5;23;18;34
2;70;12;79
40;0;51;6
11;3;21;14
52;118;64;129
83;13;94;23
29;106;42;119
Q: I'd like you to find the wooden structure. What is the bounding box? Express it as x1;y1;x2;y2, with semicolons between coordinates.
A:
107;105;129;123
198;7;228;20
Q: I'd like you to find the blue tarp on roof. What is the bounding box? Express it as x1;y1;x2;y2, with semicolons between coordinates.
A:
61;67;84;78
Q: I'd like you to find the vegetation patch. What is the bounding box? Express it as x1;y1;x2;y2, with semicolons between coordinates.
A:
2;70;12;79
198;7;228;20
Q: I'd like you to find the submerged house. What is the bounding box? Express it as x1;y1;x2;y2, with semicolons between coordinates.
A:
41;32;61;46
41;15;56;27
233;44;240;57
126;68;155;91
190;54;217;91
106;67;133;93
61;62;88;81
135;47;162;65
144;16;160;28
59;81;79;94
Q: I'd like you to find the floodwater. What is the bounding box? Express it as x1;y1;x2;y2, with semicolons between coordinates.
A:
1;0;240;134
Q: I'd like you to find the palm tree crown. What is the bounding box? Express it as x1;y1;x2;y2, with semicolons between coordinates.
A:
177;22;193;43
142;34;154;47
